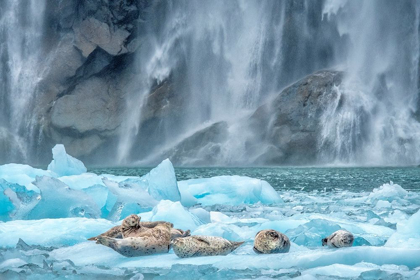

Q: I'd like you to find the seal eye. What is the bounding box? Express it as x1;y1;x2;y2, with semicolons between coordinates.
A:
269;231;279;238
322;238;328;246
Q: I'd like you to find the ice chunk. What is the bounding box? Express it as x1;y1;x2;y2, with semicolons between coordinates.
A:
142;200;203;231
178;176;283;206
47;144;87;176
386;209;420;248
117;159;180;202
99;159;180;220
58;173;104;190
285;219;342;247
368;182;408;203
0;258;27;270
0;179;39;220
180;187;198;207
189;208;211;224
102;178;158;220
192;223;244;241
0;218;115;247
28;176;100;219
0;180;16;220
82;185;109;211
0;163;54;191
140;159;180;201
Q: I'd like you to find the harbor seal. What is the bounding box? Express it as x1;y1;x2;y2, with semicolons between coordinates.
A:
95;223;172;257
253;229;290;254
172;235;244;258
88;225;122;240
88;214;190;241
322;229;354;248
121;214;190;239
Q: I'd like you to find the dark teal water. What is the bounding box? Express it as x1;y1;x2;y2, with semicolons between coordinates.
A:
89;167;420;192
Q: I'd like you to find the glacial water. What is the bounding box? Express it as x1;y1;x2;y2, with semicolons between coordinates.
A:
90;167;420;192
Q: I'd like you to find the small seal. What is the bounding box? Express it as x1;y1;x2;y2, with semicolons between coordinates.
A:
121;214;190;239
88;214;190;241
172;235;244;258
88;225;122;241
95;223;172;257
253;229;290;254
322;230;354;248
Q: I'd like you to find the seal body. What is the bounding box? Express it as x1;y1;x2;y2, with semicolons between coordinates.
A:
172;235;244;258
253;230;290;254
96;223;172;257
322;230;354;248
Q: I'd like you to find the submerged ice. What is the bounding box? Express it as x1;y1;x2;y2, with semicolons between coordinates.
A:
0;146;419;279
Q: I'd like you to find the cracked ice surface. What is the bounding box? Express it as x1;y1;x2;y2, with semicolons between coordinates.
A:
0;146;419;279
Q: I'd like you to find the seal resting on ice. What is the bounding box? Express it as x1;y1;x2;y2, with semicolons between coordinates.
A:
253;229;291;254
95;222;172;257
88;214;190;241
322;229;354;248
172;235;244;258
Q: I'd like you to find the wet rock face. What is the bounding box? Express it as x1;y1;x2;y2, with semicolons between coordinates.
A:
163;121;229;166
250;70;344;165
32;0;149;161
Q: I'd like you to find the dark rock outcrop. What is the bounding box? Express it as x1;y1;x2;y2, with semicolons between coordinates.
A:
28;0;150;162
248;70;344;165
161;121;229;166
153;70;344;166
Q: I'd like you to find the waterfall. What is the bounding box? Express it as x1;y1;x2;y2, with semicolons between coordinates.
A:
0;0;420;166
319;0;420;165
0;0;47;162
118;0;340;164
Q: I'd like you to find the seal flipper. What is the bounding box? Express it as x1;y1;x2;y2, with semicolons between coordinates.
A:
96;236;118;251
230;241;245;250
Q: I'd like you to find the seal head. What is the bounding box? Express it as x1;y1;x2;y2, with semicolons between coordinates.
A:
253;229;290;254
322;229;354;248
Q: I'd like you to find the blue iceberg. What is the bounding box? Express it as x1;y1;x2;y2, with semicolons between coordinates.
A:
178;175;283;206
47;144;87;176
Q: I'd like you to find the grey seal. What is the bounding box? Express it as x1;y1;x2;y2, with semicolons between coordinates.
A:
253;229;290;254
322;229;354;248
95;222;172;257
172;235;244;258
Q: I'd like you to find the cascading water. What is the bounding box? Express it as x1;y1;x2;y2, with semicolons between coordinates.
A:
319;0;420;165
119;0;340;164
0;0;419;166
0;0;47;162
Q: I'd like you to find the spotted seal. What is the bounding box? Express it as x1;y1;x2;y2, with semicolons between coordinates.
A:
88;225;122;240
95;223;172;257
253;229;290;254
172;235;244;258
88;214;190;241
322;229;354;248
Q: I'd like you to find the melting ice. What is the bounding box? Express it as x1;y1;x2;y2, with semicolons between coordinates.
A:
0;145;419;279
